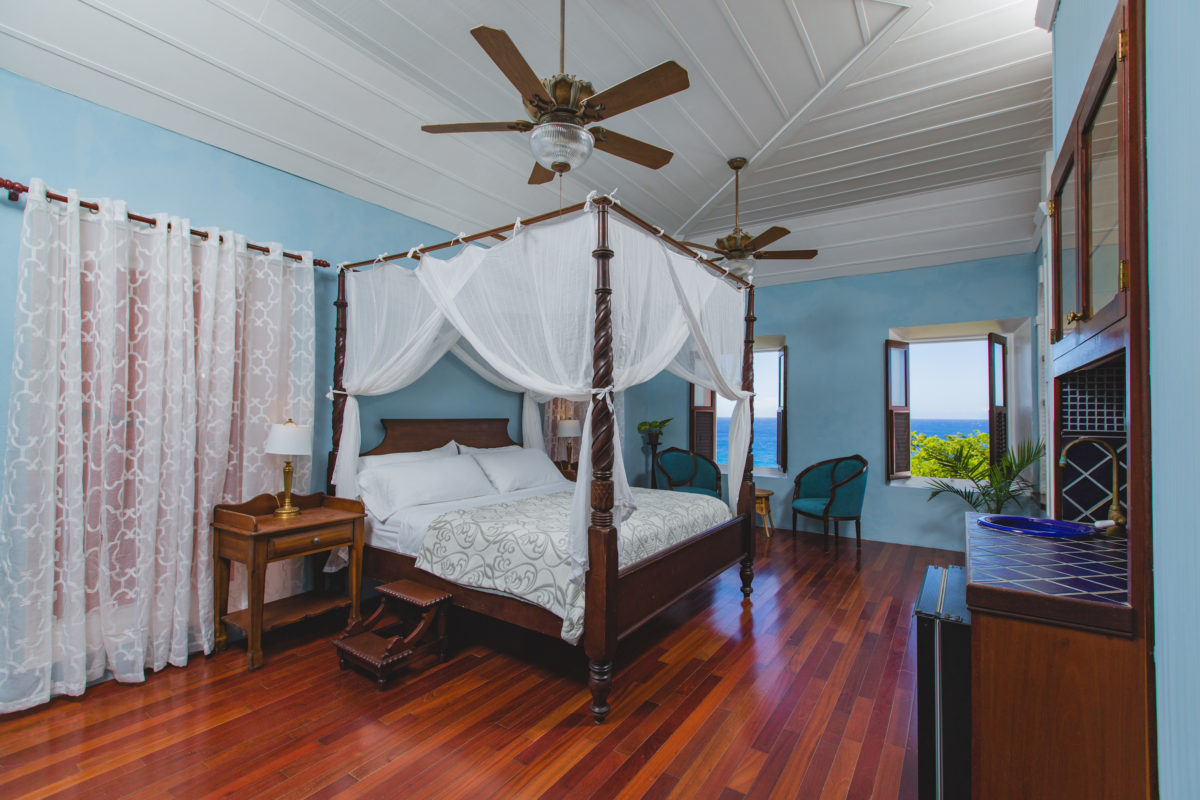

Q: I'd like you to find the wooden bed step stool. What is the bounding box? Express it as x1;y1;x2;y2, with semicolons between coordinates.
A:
333;579;452;689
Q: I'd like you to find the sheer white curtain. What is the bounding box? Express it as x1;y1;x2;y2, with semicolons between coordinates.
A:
0;180;314;713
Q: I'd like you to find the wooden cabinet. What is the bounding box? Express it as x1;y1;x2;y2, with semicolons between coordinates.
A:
1051;1;1142;373
212;492;365;670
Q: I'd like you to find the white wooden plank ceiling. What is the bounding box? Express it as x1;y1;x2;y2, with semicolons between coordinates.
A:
0;0;1049;283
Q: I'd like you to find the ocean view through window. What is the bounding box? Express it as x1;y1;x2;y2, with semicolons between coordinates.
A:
716;347;786;471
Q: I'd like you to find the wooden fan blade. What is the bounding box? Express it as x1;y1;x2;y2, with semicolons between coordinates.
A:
590;127;673;169
422;121;534;134
753;249;819;260
584;62;689;121
470;26;553;109
529;163;556;185
745;226;790;252
681;241;727;255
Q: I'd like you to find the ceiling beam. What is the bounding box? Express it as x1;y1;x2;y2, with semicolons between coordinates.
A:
674;0;933;238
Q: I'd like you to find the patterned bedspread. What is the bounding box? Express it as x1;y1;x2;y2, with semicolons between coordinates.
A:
413;487;732;644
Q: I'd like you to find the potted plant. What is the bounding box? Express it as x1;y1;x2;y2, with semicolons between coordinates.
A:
636;418;672;448
926;439;1045;515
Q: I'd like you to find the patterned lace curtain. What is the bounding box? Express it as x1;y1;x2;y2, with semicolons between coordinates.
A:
0;180;314;713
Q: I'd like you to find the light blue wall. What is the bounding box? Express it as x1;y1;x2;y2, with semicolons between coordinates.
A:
1053;0;1200;791
1051;0;1119;153
0;68;521;490
623;253;1039;553
1144;1;1200;795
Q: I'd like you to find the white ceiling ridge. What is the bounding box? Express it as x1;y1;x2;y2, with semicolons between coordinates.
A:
784;0;830;86
704;165;1039;230
853;0;873;44
779;75;1050;152
816;50;1051;122
716;0;789;118
0;21;498;233
893;0;1031;44
675;0;932;238
754;236;1038;285
795;210;1037;251
769;98;1049;165
728;144;1044;211
846;28;1047;90
745;124;1048;190
646;0;761;148
691;173;1039;239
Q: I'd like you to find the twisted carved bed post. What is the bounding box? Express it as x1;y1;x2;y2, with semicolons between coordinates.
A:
328;267;348;493
585;197;618;723
740;285;756;596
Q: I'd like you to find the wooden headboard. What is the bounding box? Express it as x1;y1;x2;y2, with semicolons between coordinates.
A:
361;418;518;456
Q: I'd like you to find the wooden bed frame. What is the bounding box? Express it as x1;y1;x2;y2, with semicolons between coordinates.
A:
329;198;757;722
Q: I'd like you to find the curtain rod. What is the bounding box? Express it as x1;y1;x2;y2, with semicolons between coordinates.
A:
339;197;750;288
1;177;331;268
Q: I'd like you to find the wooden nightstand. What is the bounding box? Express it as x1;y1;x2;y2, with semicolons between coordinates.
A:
555;461;578;481
212;492;365;670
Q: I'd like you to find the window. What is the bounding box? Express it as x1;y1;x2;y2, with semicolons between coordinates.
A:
689;337;787;474
886;320;1032;482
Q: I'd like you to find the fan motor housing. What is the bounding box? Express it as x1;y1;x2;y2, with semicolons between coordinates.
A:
525;74;595;121
716;229;753;257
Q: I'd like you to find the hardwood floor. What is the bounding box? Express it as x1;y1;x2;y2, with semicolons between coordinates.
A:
0;531;962;800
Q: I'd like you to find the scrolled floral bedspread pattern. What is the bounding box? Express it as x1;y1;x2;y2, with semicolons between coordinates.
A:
414;487;732;644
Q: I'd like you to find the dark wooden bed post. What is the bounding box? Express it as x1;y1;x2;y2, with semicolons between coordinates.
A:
585;197;618;724
328;267;348;493
740;285;756;597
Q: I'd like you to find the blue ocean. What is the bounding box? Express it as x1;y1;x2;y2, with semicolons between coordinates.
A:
716;418;778;468
911;418;988;438
714;417;985;468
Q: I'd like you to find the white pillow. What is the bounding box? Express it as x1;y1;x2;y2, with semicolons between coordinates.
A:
359;441;456;470
358;454;497;521
471;448;566;493
457;442;522;454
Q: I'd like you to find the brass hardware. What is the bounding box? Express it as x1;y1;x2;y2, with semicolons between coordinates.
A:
273;459;301;519
1119;259;1130;291
1066;311;1084;324
312;536;320;544
1118;29;1128;62
1059;438;1127;538
1047;199;1056;217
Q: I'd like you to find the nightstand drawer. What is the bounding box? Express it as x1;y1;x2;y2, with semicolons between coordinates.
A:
267;523;353;559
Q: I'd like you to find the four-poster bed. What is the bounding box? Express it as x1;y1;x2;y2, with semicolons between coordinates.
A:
328;197;758;722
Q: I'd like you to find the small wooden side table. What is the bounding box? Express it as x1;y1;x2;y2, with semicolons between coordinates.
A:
755;488;776;551
212;492;365;670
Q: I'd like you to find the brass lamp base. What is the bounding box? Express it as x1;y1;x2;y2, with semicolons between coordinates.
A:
274;459;301;519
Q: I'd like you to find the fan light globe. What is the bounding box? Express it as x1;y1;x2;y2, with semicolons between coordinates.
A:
725;258;754;280
530;122;594;174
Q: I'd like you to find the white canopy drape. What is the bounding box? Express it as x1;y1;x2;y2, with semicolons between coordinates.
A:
332;205;751;584
330;266;546;500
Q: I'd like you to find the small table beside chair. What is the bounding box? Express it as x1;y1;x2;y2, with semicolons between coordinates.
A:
791;455;869;552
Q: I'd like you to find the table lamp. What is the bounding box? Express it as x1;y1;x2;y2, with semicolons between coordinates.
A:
557;418;582;466
265;419;311;518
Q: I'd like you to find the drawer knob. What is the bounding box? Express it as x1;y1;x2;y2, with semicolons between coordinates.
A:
312;536;320;544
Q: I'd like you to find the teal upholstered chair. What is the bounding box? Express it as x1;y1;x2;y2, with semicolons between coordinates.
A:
791;455;869;551
656;447;722;500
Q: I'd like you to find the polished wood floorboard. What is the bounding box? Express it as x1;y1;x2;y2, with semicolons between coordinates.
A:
0;531;962;800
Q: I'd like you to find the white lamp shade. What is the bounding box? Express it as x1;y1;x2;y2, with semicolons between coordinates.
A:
557;419;582;438
265;421;311;456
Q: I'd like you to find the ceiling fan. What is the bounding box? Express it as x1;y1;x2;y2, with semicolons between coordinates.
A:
421;0;689;184
683;157;818;279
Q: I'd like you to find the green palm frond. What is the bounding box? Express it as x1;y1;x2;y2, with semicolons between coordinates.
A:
926;438;1044;514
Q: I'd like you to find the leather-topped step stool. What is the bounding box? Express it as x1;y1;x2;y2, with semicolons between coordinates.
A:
333;579;451;689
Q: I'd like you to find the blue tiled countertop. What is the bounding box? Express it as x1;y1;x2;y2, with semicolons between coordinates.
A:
964;513;1135;636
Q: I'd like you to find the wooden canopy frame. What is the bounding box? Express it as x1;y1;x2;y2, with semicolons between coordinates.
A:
328;197;757;722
